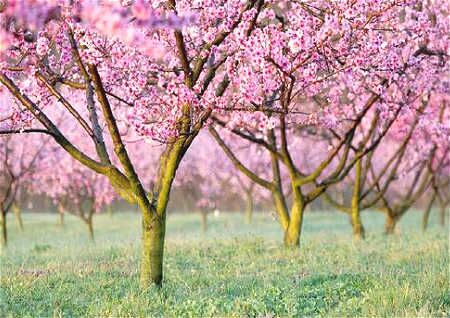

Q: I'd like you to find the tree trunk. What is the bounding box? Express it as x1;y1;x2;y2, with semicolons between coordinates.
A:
140;215;165;288
59;212;65;227
272;189;290;232
200;209;208;233
245;191;253;224
139;138;184;288
422;192;436;231
57;203;65;227
268;139;290;235
439;203;447;227
350;207;365;240
0;205;7;247
384;213;397;235
12;202;24;232
350;158;365;240
284;188;305;247
86;216;94;241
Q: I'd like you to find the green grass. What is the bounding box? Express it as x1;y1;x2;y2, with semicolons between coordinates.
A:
1;210;448;317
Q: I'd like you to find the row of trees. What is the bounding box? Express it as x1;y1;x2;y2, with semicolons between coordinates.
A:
2;124;448;241
1;0;449;288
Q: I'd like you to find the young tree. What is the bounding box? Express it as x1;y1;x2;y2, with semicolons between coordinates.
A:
229;143;270;224
421;175;449;231
322;98;432;239
31;147;117;241
374;102;449;234
0;134;48;246
0;0;265;287
178;132;268;229
423;111;450;230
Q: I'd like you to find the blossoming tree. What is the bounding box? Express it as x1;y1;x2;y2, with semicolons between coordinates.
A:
30;146;117;241
209;0;449;246
0;0;268;286
0;133;49;246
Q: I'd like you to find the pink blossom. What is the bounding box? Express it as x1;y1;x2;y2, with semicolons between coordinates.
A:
36;36;50;56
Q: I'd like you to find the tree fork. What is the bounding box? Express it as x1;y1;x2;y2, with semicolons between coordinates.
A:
140;137;186;288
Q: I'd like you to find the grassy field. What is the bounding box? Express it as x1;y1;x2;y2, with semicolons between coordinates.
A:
0;209;448;317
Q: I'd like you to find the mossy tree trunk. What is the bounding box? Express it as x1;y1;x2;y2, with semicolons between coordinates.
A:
140;132;186;288
0;204;7;247
350;158;365;240
283;187;305;247
271;188;290;232
350;206;365;240
141;213;165;287
12;202;24;232
269;146;290;233
1;59;211;289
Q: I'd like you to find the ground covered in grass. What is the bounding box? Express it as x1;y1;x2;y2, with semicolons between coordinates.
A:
1;210;448;317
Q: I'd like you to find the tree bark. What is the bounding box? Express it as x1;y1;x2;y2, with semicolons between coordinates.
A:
422;192;436;231
200;209;208;233
350;207;365;240
350;158;365;240
12;202;24;232
384;213;397;235
140;137;184;288
283;188;304;247
0;205;7;247
140;214;165;288
272;189;290;232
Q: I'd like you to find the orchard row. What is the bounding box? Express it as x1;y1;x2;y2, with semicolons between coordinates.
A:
0;0;448;288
